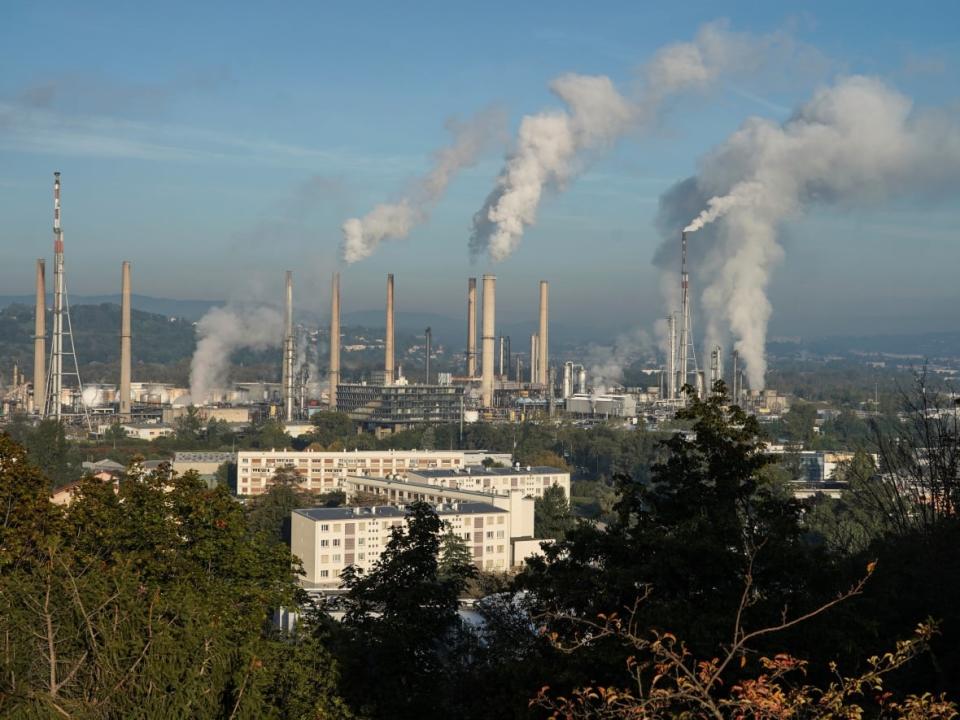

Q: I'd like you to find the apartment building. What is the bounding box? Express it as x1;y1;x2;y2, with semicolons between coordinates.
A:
236;449;513;496
406;465;570;499
292;502;514;587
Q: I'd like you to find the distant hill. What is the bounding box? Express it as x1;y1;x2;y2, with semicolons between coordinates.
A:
0;294;222;321
769;332;960;360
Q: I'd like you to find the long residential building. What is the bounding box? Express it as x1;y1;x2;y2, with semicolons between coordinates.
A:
236;448;512;496
293;501;521;587
406;465;570;499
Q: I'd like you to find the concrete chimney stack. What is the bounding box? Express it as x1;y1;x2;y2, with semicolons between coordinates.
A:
282;270;295;422
385;273;395;384
33;259;46;417
329;272;341;409
481;274;495;407
538;280;548;389
119;261;132;419
530;334;539;384
466;277;477;377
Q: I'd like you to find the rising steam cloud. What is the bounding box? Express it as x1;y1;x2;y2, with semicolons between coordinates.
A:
659;75;960;389
189;305;283;403
470;21;805;262
341;107;505;263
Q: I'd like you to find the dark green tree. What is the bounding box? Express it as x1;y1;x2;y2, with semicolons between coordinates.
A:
309;411;355;448
334;502;475;719
534;484;575;540
247;467;313;545
438;525;475;582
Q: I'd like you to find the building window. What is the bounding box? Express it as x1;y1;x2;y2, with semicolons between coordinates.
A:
496;531;504;539
486;545;494;553
332;554;341;562
320;570;329;578
320;539;329;547
486;531;494;539
332;538;340;547
497;516;505;525
320;524;329;531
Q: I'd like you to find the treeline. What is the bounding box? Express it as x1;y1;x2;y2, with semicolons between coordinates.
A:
3;381;960;717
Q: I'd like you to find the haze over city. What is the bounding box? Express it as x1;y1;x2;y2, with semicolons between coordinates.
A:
2;1;958;344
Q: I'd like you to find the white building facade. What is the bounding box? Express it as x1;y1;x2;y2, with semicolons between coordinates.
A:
292;502;515;587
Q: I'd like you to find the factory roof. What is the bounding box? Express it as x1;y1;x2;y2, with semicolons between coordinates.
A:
293;501;505;522
410;465;568;478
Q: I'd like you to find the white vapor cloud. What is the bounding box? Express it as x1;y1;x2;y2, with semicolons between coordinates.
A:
658;75;960;389
469;21;814;262
341;106;506;264
189;305;283;403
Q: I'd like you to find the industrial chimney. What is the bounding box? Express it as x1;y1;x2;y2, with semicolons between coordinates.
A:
329;272;341;410
119;261;132;419
538;280;548;389
530;334;538;384
33;259;45;417
466;278;477;377
481;274;495;407
282;271;295;422
385;274;395;384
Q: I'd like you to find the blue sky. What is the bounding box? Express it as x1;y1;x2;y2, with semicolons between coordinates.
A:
1;1;958;340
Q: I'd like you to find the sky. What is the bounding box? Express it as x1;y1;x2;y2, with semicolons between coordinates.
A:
1;0;958;343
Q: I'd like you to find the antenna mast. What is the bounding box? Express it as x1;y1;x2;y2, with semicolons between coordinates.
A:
45;172;91;430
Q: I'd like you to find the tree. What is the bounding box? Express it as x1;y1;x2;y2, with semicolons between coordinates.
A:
309;411;355;448
517;384;836;693
534;485;575;540
334;502;476;719
0;434;351;719
247;468;313;545
174;405;204;443
438;526;475;581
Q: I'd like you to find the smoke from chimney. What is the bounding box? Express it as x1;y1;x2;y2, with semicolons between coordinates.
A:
656;75;960;388
189;305;283;404
469;21;808;262
341;107;505;263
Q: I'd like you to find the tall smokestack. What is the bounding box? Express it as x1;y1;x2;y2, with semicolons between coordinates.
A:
329;272;341;410
282;271;295;421
667;314;676;401
481;274;495;407
385;273;395;384
119;261;132;419
678;231;689;398
538;280;548;389
33;259;45;417
530;334;539;384
466;278;477;377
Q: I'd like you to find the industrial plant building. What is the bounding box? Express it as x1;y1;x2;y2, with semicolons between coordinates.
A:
336;380;464;432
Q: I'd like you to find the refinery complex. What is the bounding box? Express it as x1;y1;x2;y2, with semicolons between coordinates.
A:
1;173;791;437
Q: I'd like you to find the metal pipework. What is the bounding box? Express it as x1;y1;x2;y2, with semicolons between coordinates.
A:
481;275;495;407
562;361;573;399
120;261;132;419
530;334;538;384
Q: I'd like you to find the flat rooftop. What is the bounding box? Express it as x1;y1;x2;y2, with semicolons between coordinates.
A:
410;465;567;478
294;501;506;522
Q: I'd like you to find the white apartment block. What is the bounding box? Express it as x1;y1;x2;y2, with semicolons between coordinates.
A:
292;502;515;588
342;474;535;539
406;465;570;499
237;449;470;496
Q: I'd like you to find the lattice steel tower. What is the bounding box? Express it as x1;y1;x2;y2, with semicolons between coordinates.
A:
45;172;91;429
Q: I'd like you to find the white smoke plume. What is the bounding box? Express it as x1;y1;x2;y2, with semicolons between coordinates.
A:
470;21;808;262
189;305;283;403
341;106;505;263
586;327;652;393
658;75;960;389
